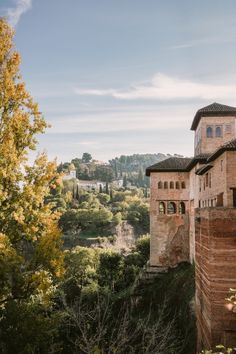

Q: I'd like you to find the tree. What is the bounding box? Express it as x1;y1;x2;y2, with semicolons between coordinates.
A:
110;188;113;200
136;234;150;263
138;168;144;187
75;184;80;200
105;181;109;195
97;193;110;205
123;174;127;188
0;18;64;306
98;251;124;291
82;152;92;163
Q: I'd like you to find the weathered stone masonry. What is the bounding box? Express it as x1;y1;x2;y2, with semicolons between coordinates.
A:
146;102;236;350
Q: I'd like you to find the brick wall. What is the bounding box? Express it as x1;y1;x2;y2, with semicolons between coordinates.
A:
195;208;236;350
195;116;236;156
150;172;190;267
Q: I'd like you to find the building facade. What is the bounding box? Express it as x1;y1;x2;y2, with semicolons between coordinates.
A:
146;102;236;350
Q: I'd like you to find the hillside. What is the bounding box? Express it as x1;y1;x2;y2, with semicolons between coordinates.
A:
58;152;184;187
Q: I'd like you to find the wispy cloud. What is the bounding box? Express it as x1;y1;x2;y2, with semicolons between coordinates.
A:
75;73;236;101
47;105;193;135
7;0;32;27
171;36;236;50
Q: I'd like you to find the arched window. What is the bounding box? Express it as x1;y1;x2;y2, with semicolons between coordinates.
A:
181;181;186;189
179;202;186;214
176;181;180;189
167;202;176;214
170;181;174;189
206;126;213;138
159;202;165;214
215;126;222;137
158;181;162;189
164;181;168;189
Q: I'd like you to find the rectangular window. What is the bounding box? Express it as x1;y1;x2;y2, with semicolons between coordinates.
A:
216;192;224;207
233;189;236;207
215;126;223;137
221;160;223;172
206;173;208;187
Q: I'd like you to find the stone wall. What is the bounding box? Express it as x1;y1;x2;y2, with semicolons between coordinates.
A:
150;213;189;267
195;207;236;351
195;116;236;155
150;171;190;268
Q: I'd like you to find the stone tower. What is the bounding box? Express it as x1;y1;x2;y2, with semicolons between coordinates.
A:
146;102;236;350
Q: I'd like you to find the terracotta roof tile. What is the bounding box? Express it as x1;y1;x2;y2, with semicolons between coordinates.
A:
191;102;236;130
146;157;192;175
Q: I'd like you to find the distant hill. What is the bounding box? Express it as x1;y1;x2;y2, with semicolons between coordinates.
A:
59;152;183;187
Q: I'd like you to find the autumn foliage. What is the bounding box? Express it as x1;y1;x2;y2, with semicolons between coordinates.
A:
0;18;64;307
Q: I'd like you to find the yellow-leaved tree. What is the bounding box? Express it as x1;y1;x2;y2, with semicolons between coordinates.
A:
0;18;64;308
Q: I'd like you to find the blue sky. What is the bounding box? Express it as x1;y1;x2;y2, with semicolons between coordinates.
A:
1;0;236;162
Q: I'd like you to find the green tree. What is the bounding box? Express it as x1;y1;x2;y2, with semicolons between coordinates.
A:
105;181;109;195
59;209;79;232
136;234;150;263
97;193;110;205
82;152;92;163
138;168;144;187
123;174;127;188
98;251;124;291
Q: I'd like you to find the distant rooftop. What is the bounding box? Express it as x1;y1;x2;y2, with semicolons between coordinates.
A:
146;157;192;175
191;102;236;131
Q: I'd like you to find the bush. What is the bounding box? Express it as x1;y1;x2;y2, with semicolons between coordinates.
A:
136;234;150;263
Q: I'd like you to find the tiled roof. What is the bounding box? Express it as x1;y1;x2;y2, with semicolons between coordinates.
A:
146;157;192;176
191;102;236;130
186;154;209;170
146;139;236;176
195;164;213;175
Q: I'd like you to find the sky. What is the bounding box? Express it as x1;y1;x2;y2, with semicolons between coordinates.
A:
1;0;236;163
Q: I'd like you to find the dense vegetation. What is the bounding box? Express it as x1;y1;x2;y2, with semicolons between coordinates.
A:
58;152;182;187
0;18;198;354
0;234;196;353
47;177;150;248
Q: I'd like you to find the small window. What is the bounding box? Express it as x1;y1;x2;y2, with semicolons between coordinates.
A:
215;126;222;137
167;202;176;214
216;192;224;207
206;126;213;138
209;173;211;188
170;181;174;189
164;181;168;189
232;189;236;208
176;181;180;189
181;181;186;189
158;181;162;189
159;202;165;214
205;173;208;187
221;160;223;172
179;202;186;214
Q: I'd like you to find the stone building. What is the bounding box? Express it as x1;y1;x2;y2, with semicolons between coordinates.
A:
146;102;236;350
62;163;77;180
